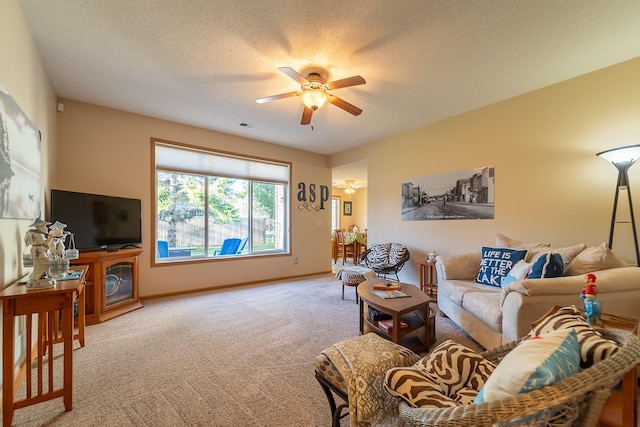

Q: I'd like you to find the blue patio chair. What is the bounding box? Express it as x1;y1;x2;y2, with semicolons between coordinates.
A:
157;240;169;258
214;238;241;255
237;236;248;254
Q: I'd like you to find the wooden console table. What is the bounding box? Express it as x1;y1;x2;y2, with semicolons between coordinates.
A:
0;267;87;427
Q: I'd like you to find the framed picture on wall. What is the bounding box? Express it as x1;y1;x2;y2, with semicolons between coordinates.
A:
344;201;352;216
0;84;42;219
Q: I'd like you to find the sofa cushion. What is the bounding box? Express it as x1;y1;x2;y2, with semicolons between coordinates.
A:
564;242;629;276
529;305;619;368
462;291;503;332
438;279;501;306
475;329;580;403
528;252;564;279
495;233;551;261
476;246;528;287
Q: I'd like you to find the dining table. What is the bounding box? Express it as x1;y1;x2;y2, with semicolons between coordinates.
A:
333;231;368;263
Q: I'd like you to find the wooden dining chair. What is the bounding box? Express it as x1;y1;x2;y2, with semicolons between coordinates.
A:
335;230;355;265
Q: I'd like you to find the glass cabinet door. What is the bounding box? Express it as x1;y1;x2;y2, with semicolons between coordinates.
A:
104;261;134;308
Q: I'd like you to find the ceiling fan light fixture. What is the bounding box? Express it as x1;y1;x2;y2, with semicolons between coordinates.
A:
344;179;356;194
301;88;327;111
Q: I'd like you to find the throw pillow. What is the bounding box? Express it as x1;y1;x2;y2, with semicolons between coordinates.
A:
385;340;495;408
551;243;587;268
528;252;564;279
476;246;528;287
436;253;482;280
384;367;459;409
475;329;580;403
495;233;551;261
501;259;532;287
563;242;629;276
388;243;408;266
414;340;496;396
529;305;619;368
362;243;392;269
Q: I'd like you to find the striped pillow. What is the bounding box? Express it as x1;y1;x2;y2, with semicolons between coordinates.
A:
362;243;391;268
528;306;618;368
384;341;495;408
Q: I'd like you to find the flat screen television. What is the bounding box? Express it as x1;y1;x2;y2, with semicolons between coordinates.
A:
50;189;142;252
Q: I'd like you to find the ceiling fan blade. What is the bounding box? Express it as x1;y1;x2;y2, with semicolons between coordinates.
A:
325;75;366;90
279;67;309;85
327;95;363;116
301;106;313;125
256;91;299;104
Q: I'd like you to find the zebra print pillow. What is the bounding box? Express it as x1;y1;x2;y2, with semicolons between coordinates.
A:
528;305;618;368
387;243;408;265
362;243;391;269
385;340;495;408
362;243;408;269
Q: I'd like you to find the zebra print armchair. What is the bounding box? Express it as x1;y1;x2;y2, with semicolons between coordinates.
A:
360;243;410;281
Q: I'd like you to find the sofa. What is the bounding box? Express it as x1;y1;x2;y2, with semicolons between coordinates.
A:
435;234;640;349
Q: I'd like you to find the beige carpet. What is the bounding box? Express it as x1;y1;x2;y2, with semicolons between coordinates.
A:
3;273;480;426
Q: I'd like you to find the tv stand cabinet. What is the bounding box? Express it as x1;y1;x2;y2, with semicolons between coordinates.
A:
70;248;143;324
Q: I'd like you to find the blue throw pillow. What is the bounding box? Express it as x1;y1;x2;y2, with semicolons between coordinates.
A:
475;329;580;403
529;252;564;279
476;247;528;287
501;260;532;288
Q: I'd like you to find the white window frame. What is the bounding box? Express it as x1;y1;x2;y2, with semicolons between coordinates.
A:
152;139;291;264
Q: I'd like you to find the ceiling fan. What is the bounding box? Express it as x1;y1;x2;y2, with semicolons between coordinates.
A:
335;179;363;194
256;67;366;125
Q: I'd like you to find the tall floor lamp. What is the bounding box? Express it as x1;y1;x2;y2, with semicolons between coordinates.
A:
596;144;640;266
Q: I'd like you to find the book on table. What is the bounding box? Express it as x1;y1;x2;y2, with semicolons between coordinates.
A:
377;319;408;331
373;281;401;291
368;307;392;322
372;289;410;299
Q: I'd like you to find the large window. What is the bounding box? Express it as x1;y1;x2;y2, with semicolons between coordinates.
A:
153;140;290;263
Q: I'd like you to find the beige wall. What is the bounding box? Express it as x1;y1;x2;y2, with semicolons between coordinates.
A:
55;100;332;297
0;0;58;290
333;187;367;231
331;57;640;286
0;0;58;390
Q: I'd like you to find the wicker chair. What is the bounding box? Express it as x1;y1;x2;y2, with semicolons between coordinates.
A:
396;328;640;427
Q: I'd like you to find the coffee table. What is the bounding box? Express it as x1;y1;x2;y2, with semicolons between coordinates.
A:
357;277;433;353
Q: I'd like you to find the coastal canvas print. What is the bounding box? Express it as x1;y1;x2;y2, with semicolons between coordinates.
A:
402;166;495;221
0;83;41;219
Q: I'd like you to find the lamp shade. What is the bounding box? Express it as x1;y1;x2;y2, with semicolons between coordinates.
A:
596;144;640;167
344;179;356;194
301;89;327;111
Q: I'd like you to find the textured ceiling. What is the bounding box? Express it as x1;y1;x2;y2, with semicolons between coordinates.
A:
19;0;640;163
